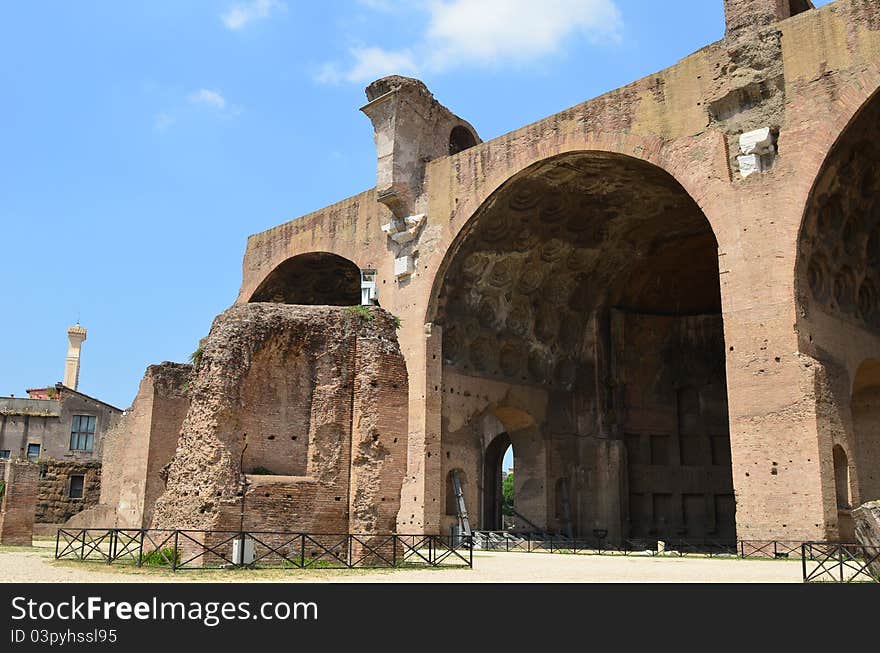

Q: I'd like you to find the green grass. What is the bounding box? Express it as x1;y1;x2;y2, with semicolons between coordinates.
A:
347;305;374;322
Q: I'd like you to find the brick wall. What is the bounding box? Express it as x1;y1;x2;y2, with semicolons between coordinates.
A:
152;305;409;550
0;460;39;546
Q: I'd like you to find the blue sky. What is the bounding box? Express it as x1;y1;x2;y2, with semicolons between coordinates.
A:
0;0;832;410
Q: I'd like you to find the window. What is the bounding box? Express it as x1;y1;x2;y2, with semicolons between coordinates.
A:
70;415;97;451
26;443;40;461
69;475;85;499
449;126;477;155
0;450;10;459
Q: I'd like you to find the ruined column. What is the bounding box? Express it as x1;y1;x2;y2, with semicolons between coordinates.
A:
63;324;87;391
348;316;409;563
0;461;39;546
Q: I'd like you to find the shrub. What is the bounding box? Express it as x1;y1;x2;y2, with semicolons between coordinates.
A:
347;305;373;322
140;547;181;567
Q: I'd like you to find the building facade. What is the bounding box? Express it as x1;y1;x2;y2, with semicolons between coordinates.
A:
0;326;123;529
226;0;880;543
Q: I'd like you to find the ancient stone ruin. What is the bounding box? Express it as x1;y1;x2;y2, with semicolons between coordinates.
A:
150;303;408;536
0;461;39;546
72;0;880;546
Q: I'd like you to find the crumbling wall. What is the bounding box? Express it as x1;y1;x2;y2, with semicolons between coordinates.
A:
151;304;408;542
35;460;100;525
0;460;38;546
70;363;191;529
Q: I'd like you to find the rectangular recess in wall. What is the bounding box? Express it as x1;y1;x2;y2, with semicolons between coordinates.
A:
682;493;707;534
624;433;643;466
650;435;670;466
629;493;651;537
652;493;674;532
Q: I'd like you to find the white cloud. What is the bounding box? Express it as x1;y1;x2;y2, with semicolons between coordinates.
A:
222;0;284;30
426;0;621;69
317;0;622;84
317;47;418;84
188;89;227;110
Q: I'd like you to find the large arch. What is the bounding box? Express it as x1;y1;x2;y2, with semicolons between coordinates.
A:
430;151;735;544
249;252;362;306
795;88;880;538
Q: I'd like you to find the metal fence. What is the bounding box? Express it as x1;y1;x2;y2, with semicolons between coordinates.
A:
472;532;741;557
55;529;473;571
470;532;851;561
801;542;880;583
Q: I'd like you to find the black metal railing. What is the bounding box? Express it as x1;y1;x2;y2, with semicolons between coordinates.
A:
470;532;739;557
55;529;473;571
738;540;805;559
470;532;870;561
801;542;880;583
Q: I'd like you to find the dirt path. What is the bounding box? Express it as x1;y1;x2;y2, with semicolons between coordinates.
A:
0;542;802;583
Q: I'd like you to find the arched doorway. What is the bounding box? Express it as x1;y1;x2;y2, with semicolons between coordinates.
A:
796;88;880;539
250;252;362;305
482;433;511;531
832;445;854;540
431;151;734;543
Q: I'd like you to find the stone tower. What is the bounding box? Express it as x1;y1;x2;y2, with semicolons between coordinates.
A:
63;323;87;390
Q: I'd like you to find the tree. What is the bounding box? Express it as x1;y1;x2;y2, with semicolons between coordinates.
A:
502;472;514;516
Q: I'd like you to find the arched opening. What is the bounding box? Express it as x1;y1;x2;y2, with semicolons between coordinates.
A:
833;445;854;540
449;125;477;156
482;433;511;531
432;151;734;543
833;445;851;510
502;444;514;525
250;252;361;305
852;360;880;506
797;89;880;339
796;89;880;537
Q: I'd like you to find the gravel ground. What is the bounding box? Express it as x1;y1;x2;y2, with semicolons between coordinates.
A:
0;541;803;583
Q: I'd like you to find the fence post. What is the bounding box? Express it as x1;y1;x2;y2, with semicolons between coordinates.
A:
54;530;60;560
80;531;86;561
801;543;807;582
137;530;145;568
237;530;246;568
839;545;845;583
107;530;115;564
172;530;179;572
392;535;398;568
